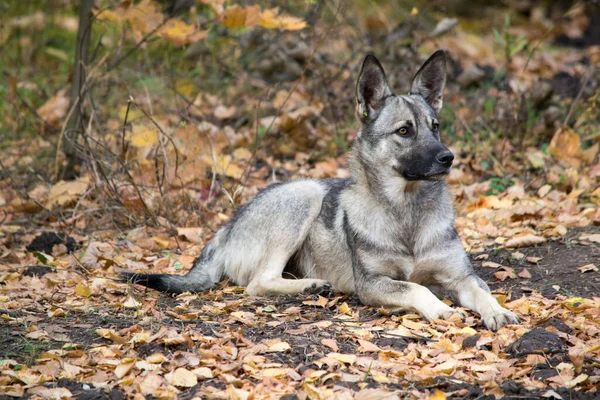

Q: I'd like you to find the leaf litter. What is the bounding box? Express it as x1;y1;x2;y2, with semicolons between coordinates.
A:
1;0;600;398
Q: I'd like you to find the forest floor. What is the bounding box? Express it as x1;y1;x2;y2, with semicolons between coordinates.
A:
1;1;600;399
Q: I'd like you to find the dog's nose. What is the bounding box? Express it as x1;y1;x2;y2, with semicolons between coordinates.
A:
436;151;454;167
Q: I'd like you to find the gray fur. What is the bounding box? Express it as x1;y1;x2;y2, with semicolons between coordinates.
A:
122;51;519;331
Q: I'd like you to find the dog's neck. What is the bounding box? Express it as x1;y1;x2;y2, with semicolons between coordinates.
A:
348;144;422;207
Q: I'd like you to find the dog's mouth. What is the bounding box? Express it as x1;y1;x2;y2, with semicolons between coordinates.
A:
398;167;451;181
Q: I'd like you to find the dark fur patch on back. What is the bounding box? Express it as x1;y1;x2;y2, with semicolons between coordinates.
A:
319;178;351;230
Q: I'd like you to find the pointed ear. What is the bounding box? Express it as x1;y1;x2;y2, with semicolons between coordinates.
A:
409;50;447;113
356;54;393;122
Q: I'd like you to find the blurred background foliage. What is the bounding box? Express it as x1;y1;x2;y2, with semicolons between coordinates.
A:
0;0;599;229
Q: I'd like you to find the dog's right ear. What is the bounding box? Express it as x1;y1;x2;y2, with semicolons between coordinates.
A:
356;54;392;123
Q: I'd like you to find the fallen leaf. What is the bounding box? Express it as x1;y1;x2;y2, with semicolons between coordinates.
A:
328;353;356;364
430;389;447;400
357;339;381;353
482;261;503;268
75;283;91;298
494;267;517;281
267;341;291;352
45;177;90;209
505;234;546;248
518;268;532;279
321;338;338;352
339;302;352;315
526;256;542;264
37;89;69;126
129;124;158;147
578;264;598;273
168;367;198;387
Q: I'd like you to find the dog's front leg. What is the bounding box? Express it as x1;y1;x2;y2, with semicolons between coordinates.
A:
432;242;520;331
448;274;519;331
355;272;461;322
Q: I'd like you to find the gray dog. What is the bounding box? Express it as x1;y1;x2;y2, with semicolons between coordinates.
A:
123;51;519;331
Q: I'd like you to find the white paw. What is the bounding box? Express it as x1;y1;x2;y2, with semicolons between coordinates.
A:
423;305;465;323
482;308;520;331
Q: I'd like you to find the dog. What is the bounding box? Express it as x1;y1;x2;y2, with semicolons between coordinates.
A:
122;50;519;331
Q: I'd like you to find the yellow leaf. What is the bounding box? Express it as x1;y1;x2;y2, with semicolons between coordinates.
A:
75;283;91;298
563;297;585;310
129;125;159;147
220;4;261;29
124;0;164;38
430;389;447;400
461;326;478;335
159;18;207;45
95;9;122;23
327;353;356;364
48;308;66;318
175;79;195;98
114;361;135;379
339;302;351;315
260;8;306;31
146;353;167;364
221;5;247;28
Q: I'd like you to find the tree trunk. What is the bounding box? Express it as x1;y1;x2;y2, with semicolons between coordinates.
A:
61;0;93;180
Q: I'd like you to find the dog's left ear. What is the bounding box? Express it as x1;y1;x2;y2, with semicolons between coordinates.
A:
356;54;393;123
410;50;447;113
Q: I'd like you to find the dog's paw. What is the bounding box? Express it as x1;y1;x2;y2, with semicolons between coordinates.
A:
437;308;466;322
303;280;333;296
423;305;464;323
482;308;520;331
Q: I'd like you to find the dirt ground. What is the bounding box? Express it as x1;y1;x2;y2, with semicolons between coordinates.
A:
1;227;598;399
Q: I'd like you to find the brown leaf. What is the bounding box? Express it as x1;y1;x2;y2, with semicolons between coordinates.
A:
526;256;542;264
37;89;69;126
517;268;532;279
548;128;581;167
321;338;338;352
505;234;546;248
176;227;204;243
569;344;586;373
45;177;90;209
577;264;598;273
494;267;517;281
357;339;381;353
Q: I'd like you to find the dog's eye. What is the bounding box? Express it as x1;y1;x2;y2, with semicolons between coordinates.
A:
397;127;408;135
432;123;439;132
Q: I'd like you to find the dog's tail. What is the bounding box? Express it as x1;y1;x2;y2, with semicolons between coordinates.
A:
120;237;223;295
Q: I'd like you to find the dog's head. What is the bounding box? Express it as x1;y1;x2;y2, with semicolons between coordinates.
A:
355;51;452;181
